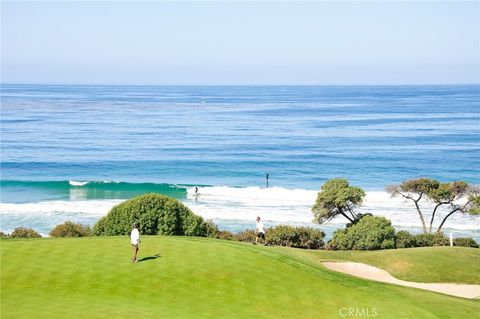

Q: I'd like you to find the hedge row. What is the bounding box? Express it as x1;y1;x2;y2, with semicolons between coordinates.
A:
227;226;325;249
3;223;479;250
396;230;479;248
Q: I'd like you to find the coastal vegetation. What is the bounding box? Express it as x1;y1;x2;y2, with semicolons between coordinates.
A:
305;177;480;250
2;236;479;318
93;193;210;237
413;232;449;247
4;190;479;250
311;178;365;224
394;230;417;248
49;221;92;237
264;225;325;249
453;237;479;248
327;215;396;250
231;226;325;249
9;227;42;238
387;178;480;233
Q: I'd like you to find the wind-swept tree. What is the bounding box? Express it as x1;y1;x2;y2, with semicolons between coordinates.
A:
386;178;439;233
433;184;479;232
387;178;480;233
311;178;365;224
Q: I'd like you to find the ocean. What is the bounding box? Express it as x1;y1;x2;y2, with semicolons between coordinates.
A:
1;84;479;239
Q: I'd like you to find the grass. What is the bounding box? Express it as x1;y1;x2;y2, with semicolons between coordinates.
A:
1;236;479;319
277;246;480;284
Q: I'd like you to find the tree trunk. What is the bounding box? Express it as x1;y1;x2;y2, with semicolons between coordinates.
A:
437;208;461;233
340;211;354;223
414;199;428;234
429;203;444;233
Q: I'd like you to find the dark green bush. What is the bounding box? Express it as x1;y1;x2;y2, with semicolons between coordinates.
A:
414;232;449;247
93;216;108;236
328;215;396;250
93;193;210;237
266;225;325;249
49;221;92;237
395;230;417;248
453;237;479;248
10;227;42;238
204;219;220;238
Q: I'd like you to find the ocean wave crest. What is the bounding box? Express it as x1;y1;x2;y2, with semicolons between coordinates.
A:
69;180;89;186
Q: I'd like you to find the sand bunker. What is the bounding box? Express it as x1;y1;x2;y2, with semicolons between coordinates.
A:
322;262;480;299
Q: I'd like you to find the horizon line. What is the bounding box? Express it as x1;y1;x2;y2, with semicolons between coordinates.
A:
2;82;480;87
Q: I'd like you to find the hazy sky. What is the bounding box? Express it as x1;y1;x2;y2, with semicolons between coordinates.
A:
1;1;479;85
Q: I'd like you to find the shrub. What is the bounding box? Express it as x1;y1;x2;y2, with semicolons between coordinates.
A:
266;225;325;249
216;230;234;240
49;221;92;237
414;232;449;247
204;219;220;238
10;227;41;238
93;193;210;237
395;230;417;248
233;229;256;242
232;226;325;249
328;215;396;250
453;237;479;248
93;216;108;236
0;231;10;238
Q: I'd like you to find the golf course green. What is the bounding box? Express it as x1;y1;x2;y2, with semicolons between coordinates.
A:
1;236;479;318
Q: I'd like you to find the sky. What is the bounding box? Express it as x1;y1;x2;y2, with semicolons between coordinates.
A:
1;1;479;85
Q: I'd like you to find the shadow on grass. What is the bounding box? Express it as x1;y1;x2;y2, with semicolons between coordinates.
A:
138;254;161;262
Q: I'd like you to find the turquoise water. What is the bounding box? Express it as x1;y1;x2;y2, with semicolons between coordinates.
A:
1;84;479;238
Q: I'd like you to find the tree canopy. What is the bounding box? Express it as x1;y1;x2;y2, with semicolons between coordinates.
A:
311;178;365;224
387;178;479;233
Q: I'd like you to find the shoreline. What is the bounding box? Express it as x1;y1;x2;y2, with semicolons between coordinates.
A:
1;183;479;240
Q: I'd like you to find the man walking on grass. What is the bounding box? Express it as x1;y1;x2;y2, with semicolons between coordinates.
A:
130;223;140;263
255;216;266;245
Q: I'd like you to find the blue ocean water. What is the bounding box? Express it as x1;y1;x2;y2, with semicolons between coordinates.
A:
1;84;479;238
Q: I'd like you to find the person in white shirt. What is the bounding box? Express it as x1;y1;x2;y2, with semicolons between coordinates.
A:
130;223;140;263
255;216;266;245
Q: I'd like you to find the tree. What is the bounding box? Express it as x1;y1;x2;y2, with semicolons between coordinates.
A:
387;178;480;233
311;178;365;224
386;178;438;233
434;186;479;232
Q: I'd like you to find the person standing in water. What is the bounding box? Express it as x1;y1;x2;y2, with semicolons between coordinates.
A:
130;223;140;263
266;173;269;188
254;216;266;245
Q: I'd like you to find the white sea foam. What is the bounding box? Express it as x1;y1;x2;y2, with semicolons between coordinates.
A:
1;187;479;236
69;180;89;187
0;200;122;216
185;186;480;231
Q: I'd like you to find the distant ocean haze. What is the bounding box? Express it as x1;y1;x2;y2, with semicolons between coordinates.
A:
1;85;479;238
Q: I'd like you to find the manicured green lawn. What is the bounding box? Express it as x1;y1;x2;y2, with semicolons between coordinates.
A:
1;236;479;319
278;246;480;284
